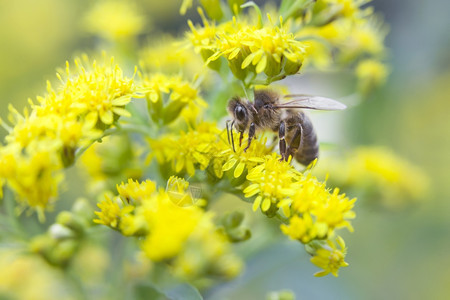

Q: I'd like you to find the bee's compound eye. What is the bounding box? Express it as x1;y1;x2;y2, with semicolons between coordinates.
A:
235;105;246;120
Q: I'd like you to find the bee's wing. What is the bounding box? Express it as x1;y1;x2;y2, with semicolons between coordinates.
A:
275;94;347;110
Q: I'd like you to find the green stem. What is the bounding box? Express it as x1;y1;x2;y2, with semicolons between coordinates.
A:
65;269;87;300
280;0;316;24
274;212;290;224
241;2;263;28
3;189;27;240
74;123;152;161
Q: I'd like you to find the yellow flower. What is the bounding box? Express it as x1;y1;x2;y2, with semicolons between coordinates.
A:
204;15;307;82
314;146;429;209
356;59;389;94
95;178;242;281
221;133;270;179
0;54;139;213
117;178;156;204
138;189;242;280
186;9;226;53
296;4;387;70
83;0;145;41
311;187;356;233
138;36;206;78
94;194;134;229
166;176;197;207
244;153;301;216
0;249;70;300
148;122;223;176
319;0;372;20
51;56;139;128
310;236;349;277
0;143;63;216
171;213;243;281
141;73;207;125
351;19;386;53
279;174;355;242
280;213;328;244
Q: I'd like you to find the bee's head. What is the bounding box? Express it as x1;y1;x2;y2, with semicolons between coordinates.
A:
227;97;249;132
254;90;280;126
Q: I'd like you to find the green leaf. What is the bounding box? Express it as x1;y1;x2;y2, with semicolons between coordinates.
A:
165;283;203;300
133;282;165;300
133;282;203;300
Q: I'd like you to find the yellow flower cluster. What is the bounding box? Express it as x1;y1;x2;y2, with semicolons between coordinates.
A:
242;154;355;244
148;122;355;276
141;73;207;126
310;236;349;277
138;36;206;79
188;11;307;85
148;122;224;177
0;55;139;216
244;154;301;216
314;146;429;209
148;121;272;178
94;177;242;281
294;0;388;93
0;249;70;300
83;0;145;41
356;59;389;95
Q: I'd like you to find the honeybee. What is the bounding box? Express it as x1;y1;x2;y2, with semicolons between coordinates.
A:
226;90;346;166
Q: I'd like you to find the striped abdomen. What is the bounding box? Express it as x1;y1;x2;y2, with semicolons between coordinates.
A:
296;112;318;166
285;111;319;166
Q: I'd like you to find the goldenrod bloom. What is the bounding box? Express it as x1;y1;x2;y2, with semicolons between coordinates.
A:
141;73;207;125
117;179;156;204
310;236;349;277
221;134;271;179
94;194;134;229
280;213;328;244
0;55;139;213
0;250;69;300
314;146;429;209
83;0;145;41
51;56;139;127
244;153;301;216
148;122;223;176
166;176;201;207
139;36;206;78
278;173;355;242
94;177;242;281
318;0;373;20
204;15;307;82
0;144;63;215
356;59;389;95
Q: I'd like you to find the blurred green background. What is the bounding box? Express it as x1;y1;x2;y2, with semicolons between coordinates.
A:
1;0;449;299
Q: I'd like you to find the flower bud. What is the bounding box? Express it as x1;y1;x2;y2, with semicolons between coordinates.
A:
200;0;224;20
227;0;245;14
56;211;85;236
49;224;75;240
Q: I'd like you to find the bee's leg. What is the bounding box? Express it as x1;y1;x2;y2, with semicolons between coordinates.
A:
239;131;244;147
243;122;255;152
286;124;302;160
279;120;287;161
230;120;236;152
226;120;231;145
